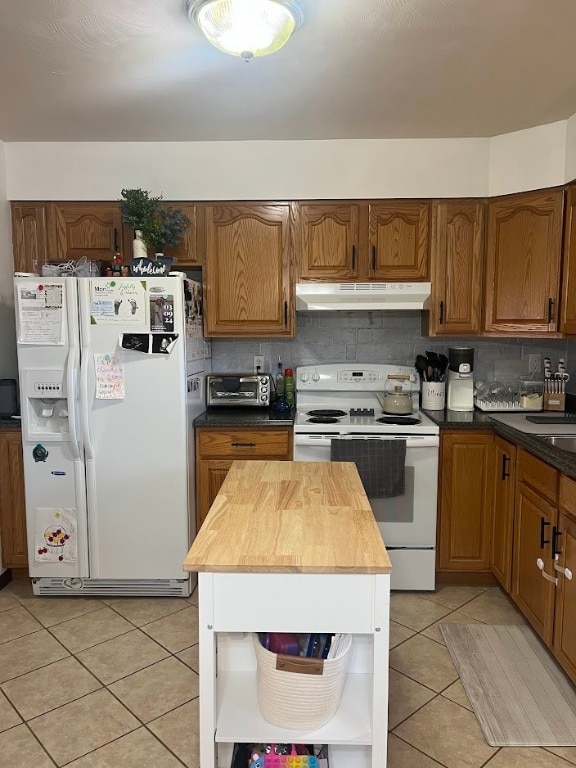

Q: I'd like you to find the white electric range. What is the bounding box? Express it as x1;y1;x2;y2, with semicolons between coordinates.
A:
293;363;440;590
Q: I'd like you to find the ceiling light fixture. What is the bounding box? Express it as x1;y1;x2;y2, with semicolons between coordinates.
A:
187;0;304;60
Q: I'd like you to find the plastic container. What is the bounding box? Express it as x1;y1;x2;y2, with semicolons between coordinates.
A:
284;368;295;407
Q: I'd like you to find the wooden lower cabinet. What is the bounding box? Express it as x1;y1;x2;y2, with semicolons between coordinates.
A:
491;437;516;591
437;431;494;573
553;511;576;683
195;427;293;529
0;431;28;569
511;481;557;645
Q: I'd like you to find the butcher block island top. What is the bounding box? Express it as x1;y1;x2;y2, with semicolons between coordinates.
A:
184;460;392;574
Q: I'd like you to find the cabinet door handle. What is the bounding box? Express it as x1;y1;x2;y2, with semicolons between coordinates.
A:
501;454;511;480
439;300;444;325
540;518;551;548
284;300;288;326
113;227;119;253
537;557;558;585
548;297;555;323
552;526;562;558
371;245;376;271
351;245;356;270
230;442;256;447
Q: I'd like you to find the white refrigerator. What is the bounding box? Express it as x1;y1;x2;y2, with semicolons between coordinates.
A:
14;275;210;597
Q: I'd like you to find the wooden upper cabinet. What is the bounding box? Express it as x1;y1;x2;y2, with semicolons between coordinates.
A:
160;203;200;267
50;202;124;263
560;183;576;335
484;189;563;334
368;201;430;281
429;199;485;335
11;203;50;273
298;203;360;280
204;203;293;337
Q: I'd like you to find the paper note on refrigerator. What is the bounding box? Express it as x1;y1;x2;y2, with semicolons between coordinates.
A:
16;282;64;344
94;353;125;399
34;507;77;563
90;279;146;325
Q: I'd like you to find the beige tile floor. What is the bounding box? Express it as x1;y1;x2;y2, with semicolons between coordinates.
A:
1;581;576;767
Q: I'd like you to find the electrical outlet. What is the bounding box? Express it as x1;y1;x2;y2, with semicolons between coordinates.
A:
528;354;541;373
253;355;265;373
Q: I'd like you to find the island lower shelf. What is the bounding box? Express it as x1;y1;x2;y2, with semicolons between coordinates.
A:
216;669;374;744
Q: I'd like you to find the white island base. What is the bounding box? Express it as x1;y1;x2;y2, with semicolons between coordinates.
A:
197;571;390;768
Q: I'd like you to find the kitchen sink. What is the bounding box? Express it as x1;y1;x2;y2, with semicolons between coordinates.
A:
541;436;576;452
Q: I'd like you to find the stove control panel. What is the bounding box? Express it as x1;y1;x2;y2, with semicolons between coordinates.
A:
296;364;419;391
338;370;379;383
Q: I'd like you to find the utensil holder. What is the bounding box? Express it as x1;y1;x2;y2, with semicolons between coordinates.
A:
421;381;445;411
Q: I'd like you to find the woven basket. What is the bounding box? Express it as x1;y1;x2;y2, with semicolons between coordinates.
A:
253;633;352;729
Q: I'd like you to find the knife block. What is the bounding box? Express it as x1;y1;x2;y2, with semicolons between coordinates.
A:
544;392;565;411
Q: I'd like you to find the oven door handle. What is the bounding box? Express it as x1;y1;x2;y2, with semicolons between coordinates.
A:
293;434;440;448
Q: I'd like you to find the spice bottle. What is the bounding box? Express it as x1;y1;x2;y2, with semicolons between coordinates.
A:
275;357;284;399
284;368;295;407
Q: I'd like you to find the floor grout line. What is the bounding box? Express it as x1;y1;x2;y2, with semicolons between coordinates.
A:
391;726;453;768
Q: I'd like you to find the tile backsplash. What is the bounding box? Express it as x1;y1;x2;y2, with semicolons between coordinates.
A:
211;311;576;391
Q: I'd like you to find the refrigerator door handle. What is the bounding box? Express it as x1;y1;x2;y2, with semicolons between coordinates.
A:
80;345;95;461
66;345;81;460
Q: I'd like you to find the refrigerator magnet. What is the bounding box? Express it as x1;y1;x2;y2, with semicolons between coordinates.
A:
32;444;49;462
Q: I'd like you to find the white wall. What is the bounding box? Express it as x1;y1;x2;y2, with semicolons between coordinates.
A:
565;113;576;183
6;138;490;201
0;141;16;380
488;120;568;197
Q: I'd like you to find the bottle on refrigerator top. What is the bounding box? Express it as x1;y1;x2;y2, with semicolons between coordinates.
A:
132;230;147;260
284;368;295;407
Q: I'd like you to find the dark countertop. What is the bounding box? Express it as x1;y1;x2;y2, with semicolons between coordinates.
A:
193;407;295;428
0;418;21;431
423;408;494;429
424;407;576;480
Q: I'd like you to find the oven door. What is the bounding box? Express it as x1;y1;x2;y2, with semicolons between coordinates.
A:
293;432;439;547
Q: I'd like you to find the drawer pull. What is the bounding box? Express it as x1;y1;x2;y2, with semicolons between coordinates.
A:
552;526;562;558
230;442;257;447
540;518;550;548
537;557;558;585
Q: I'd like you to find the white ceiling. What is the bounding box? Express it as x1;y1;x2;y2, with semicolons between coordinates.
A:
1;0;576;142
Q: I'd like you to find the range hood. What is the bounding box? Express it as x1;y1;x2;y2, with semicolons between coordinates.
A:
295;282;431;311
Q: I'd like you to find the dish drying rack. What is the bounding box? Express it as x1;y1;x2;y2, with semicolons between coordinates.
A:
474;379;544;412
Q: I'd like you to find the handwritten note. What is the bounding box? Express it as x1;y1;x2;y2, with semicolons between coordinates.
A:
16;282;64;344
94;354;125;400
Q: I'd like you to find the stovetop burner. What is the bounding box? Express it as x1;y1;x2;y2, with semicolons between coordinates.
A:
376;416;421;426
307;416;340;424
307;409;346;417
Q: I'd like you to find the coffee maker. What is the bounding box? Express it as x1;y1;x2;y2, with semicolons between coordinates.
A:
447;347;474;412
